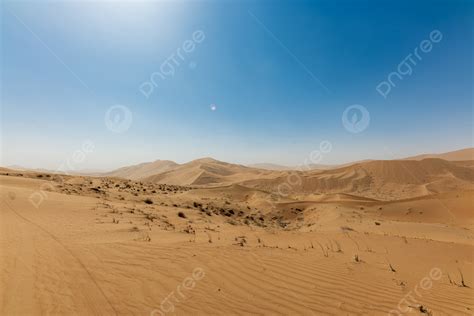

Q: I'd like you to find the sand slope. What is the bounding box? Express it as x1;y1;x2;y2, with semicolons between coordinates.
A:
242;158;474;200
1;172;473;315
102;155;474;202
143;158;277;186
101;149;474;189
2;150;474;316
103;160;179;180
404;148;474;161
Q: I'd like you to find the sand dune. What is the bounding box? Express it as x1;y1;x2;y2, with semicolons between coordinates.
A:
103;160;179;180
101;150;474;203
1;170;473;315
1;150;473;315
247;163;295;170
142;158;277;186
248;160;374;171
404;147;474;161
248;148;474;171
242;158;474;200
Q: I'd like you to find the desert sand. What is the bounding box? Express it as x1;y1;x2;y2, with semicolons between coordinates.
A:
1;152;473;315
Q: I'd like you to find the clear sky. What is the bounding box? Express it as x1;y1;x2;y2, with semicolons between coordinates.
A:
1;0;473;171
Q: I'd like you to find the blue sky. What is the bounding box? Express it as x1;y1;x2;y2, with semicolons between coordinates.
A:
1;0;473;170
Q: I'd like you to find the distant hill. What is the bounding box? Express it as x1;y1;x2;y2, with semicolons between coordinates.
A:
248;148;474;171
102;160;179;180
404;148;474;161
247;163;294;171
143;158;277;186
241;158;474;200
4;148;474;201
97;148;474;200
248;160;373;171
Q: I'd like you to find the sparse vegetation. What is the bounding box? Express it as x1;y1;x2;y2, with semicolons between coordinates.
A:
315;240;329;257
389;263;396;272
458;268;468;288
135;231;151;242
418;305;431;315
206;232;213;243
340;226;355;232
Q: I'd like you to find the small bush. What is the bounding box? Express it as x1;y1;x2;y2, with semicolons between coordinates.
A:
144;198;153;204
178;211;186;218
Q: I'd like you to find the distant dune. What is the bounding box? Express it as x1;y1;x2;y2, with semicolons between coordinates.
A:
103;160;179;180
98;149;474;201
142;158;277;186
248;148;474;171
241;158;474;200
247;163;294;171
247;160;373;171
404;148;474;161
